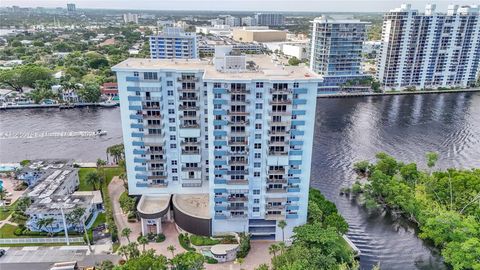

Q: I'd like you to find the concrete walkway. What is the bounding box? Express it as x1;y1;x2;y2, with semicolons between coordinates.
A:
0;237;84;244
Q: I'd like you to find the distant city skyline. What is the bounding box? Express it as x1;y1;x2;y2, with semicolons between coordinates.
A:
1;0;478;12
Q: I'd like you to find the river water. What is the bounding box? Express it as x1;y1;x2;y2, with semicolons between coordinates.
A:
1;92;480;269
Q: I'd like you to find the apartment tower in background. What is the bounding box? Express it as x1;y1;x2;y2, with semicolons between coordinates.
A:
149;27;198;59
376;4;480;90
310;17;369;93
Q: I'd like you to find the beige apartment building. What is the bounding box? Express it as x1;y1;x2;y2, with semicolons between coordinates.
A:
233;28;286;42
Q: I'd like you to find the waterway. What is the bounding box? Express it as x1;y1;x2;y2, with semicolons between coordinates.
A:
1;92;480;269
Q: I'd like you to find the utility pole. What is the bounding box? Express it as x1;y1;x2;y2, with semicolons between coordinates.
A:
60;206;70;246
83;215;92;252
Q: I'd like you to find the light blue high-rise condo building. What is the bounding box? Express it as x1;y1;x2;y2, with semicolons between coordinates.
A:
112;46;321;240
149;27;198;59
255;13;285;26
377;4;480;90
310;17;369;93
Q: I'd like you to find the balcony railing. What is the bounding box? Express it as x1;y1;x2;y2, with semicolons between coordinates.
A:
269;99;292;105
227;110;249;116
268;140;289;146
268;110;291;116
229;88;250;94
227;170;249;175
266;204;286;210
180;140;200;146
265;213;286;220
266;187;287;193
179;96;199;101
179;105;199;110
177;77;199;82
227;205;248;211
181;149;200;155
266;178;287;184
269;88;292;94
177;87;199;92
180;123;200;129
227;196;248;202
228;140;248;145
228;159;248;165
148;174;168;180
227;179;249;185
228;120;250;126
268;151;289;156
268;129;289;135
181;166;202;171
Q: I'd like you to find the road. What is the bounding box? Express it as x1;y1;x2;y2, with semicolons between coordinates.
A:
0;246;120;270
108;176;132;245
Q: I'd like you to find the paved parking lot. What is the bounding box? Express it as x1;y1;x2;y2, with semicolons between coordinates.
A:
0;246;88;264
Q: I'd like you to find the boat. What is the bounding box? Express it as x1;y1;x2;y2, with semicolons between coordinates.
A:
98;101;118;108
95;129;107;136
59;104;75;109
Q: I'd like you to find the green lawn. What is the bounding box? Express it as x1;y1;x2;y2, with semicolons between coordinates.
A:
92;212;106;228
78;167;123;191
0;200;19;221
0;224;18;238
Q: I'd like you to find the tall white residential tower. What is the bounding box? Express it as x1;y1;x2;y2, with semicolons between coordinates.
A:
377;4;480;90
149;27;198;60
113;47;321;240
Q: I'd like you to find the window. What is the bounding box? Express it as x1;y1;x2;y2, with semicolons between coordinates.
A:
255;134;261;140
254;143;261;149
254;162;261;168
214;93;222;99
254;199;260;204
214;104;222;109
172;168;177;173
170;135;176;140
256;92;262;99
254;153;261;159
255;124;262;130
169;127;176;132
214;82;222;88
167;81;173;86
144;72;158;80
168;100;174;105
294;82;299;88
255;113;262;119
255;103;262;110
168;109;175;114
256;82;264;88
254;172;260;177
170;144;176;148
172;176;178;181
169;118;175;123
133;71;139;77
168;90;174;96
253;207;260;213
171;160;177;165
253;189;260;195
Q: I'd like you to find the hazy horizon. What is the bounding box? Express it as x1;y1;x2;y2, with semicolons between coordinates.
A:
1;0;478;13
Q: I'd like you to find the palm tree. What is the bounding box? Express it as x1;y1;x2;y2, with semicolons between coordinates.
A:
41;217;55;236
117;245;129;260
121;227;132;243
167;245;176;257
138;236;148;252
277;220;287;242
127;242;140;259
278;242;286;255
269;243;280;258
85;171;101;191
96;158;107;187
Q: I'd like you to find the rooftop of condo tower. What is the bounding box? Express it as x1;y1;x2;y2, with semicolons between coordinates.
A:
112;53;322;81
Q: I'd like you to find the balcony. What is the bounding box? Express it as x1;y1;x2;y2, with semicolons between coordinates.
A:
268;110;291;116
229;88;250;94
180;123;200;129
179;95;198;101
147;158;167;163
229;213;248;219
268;140;289;146
181;166;202;171
227;196;248;202
179;115;199;120
266;178;287;184
227;170;249;175
177;87;199;92
268;120;291;126
266;204;286;210
148;174;167;180
268;151;288;156
227;179;249;185
215;214;227;220
228;159;248;165
179;104;199;111
227;110;249;116
266;187;287;193
181;149;200;155
268;129;289;135
228;140;248;146
269;99;292;105
265;213;286;220
228;120;250;126
227;205;248;211
177;77;199;82
180;140;200;146
230;99;250;105
142;97;162;102
269;88;292;94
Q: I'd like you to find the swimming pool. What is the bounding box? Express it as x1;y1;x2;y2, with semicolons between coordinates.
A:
0;165;19;172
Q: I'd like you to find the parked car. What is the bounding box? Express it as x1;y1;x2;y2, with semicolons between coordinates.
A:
0;249;6;257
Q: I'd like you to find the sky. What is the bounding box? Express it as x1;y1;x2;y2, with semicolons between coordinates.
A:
0;0;478;12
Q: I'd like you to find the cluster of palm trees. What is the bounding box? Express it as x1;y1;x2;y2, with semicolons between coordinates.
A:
268;220;288;262
117;227;177;260
106;144;124;165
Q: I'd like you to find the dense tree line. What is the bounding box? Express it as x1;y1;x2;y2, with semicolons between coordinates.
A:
354;153;480;270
